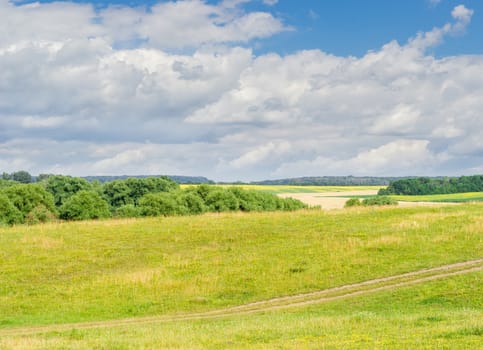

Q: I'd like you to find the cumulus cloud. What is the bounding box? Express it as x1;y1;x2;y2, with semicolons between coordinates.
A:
408;4;473;50
0;0;288;49
0;2;481;180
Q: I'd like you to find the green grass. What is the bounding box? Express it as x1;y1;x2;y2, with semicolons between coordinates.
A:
1;272;481;349
181;184;382;194
391;192;483;203
0;204;482;348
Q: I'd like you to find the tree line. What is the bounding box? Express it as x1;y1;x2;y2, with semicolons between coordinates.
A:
250;176;420;186
378;175;483;195
0;174;306;226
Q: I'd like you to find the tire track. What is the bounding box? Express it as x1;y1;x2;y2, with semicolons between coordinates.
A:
1;258;482;337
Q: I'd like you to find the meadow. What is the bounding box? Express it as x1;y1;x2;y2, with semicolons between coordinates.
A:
181;184;382;194
390;192;483;203
0;203;482;348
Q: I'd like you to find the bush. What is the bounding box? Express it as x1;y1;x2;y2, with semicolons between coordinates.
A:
139;192;186;216
2;184;56;217
362;196;398;206
59;190;111;220
43;175;92;207
0;193;23;225
205;189;239;212
177;192;207;215
344;198;362;207
280;197;307;211
103;177;180;208
25;205;57;225
114;204;142;218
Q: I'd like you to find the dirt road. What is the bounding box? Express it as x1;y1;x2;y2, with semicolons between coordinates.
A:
1;258;481;337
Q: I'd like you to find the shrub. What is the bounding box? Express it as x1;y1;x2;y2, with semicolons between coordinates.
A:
139;192;185;216
280;197;307;211
362;196;398;206
59;190;111;220
0;193;23;225
205;189;239;212
114;204;142;218
2;184;56;217
43;175;92;207
345;198;362;207
103;177;180;208
177;192;207;215
26;205;57;225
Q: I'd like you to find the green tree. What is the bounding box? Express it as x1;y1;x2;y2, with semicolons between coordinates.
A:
103;177;180;208
43;175;93;207
114;204;142;218
0;193;23;225
59;190;111;220
177;191;207;215
139;192;185;216
11;170;32;184
205;189;239;212
2;184;56;217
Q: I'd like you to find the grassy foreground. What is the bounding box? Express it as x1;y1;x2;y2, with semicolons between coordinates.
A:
1;204;482;348
1;271;481;349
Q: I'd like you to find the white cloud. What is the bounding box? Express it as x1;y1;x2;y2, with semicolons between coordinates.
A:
0;3;481;180
0;0;288;50
408;4;473;50
263;0;278;6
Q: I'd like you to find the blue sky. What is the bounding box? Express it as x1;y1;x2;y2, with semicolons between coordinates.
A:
1;0;482;180
19;0;483;56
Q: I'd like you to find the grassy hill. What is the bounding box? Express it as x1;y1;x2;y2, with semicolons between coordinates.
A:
0;204;482;348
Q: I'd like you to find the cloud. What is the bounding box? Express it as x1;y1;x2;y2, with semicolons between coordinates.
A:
308;9;320;20
0;0;289;50
408;4;473;50
262;0;278;5
0;2;481;180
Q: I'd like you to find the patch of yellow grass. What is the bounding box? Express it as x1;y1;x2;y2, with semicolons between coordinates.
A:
368;235;404;246
20;235;64;249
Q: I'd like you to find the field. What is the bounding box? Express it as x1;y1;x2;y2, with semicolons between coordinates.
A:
181;184;383;194
184;185;483;209
1;204;482;348
391;192;483;203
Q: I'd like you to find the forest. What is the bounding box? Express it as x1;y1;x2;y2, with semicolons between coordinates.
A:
378;175;483;195
0;174;306;226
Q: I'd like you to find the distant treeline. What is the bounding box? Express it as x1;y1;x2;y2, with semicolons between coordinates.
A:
378;175;483;195
0;175;306;226
251;176;413;186
82;175;214;184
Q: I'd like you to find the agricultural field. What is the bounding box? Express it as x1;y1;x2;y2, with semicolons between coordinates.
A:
1;204;482;349
181;184;383;194
243;184;483;209
391;192;483;203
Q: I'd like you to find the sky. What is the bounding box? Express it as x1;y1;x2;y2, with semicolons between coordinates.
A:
1;0;482;181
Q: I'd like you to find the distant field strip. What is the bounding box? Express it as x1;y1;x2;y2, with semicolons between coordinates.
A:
2;258;482;337
180;184;383;194
392;192;483;203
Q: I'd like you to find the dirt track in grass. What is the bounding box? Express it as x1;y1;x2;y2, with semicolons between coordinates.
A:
2;258;482;337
